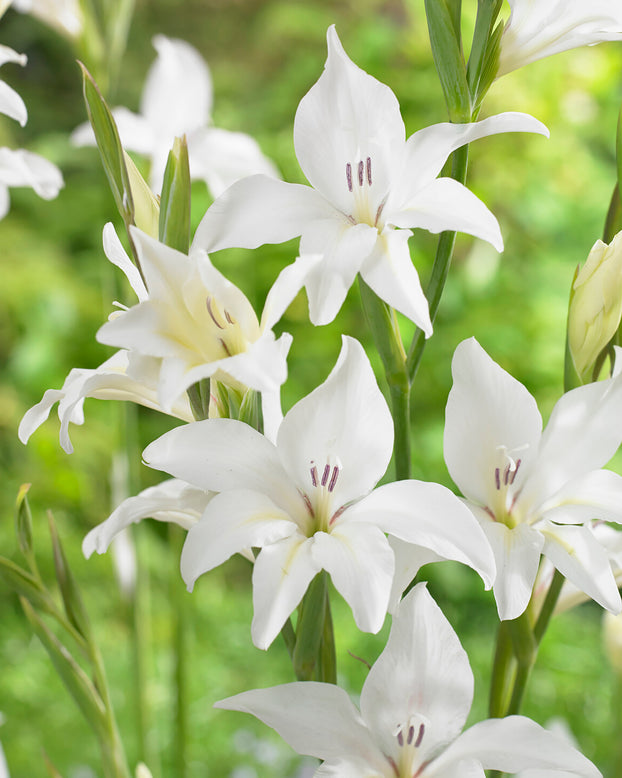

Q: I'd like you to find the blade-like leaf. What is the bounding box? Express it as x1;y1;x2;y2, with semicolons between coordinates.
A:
15;483;33;560
159;136;191;254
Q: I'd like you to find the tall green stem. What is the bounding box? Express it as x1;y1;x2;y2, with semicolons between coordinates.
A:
407;144;470;384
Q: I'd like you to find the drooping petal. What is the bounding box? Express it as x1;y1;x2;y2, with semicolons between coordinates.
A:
251;535;321;649
102;222;148;301
345;480;496;589
444;338;543;508
180;489;299;592
191;174;333;254
311;522;394;634
540;468;622;525
518;369;622;513
276;336;393;506
485;521;544;621
215;682;384;768
0;80;27;126
540;521;622;613
387;538;444;613
301;221;378;325
359;227;433;335
433;716;601;777
83;479;209;558
293;24;405;213
143;418;305;519
0;147;64;199
390;177;503;252
395;112;549;193
360;584;474;765
141;36;212;142
188;126;279;199
260;253;323;332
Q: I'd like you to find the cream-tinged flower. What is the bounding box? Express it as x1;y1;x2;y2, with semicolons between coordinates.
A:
568;232;622;381
498;0;622;76
144;337;495;649
71;35;278;195
216;585;601;778
193;25;547;332
444;337;622;621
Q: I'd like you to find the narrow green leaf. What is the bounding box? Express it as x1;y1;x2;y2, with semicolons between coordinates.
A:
20;597;108;739
467;0;503;101
616;103;622;208
187;378;211;421
424;0;471;120
159;136;191;254
237;388;260;430
48;511;94;643
79;62;135;226
15;483;34;560
0;556;54;615
293;572;328;681
42;750;65;778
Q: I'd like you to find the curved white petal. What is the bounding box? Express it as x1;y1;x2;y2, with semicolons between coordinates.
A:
360;584;473;766
215;682;383;766
191;174;333;254
188;126;279;199
540;521;622;613
390;177;503;252
0;44;27;68
541;469;622;525
277;336;393;506
396;113;548;192
485;521;544;620
444;338;543;509
434;716;601;777
141;36;212;140
102;222;148;301
251;535;321;649
260;253;323;332
180;489;298;592
359;227;433;335
346;481;496;588
387;538;444;613
143;418;304;519
0;80;27;126
302;221;378;325
83;478;209;558
293;25;404;213
0;148;63;199
518;370;622;512
311;523;394;634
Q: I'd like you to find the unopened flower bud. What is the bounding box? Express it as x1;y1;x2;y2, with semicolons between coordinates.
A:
124;151;160;238
135;763;154;778
604;610;622;676
568;231;622;381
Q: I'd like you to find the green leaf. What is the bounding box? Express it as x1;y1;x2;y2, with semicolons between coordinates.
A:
0;556;55;615
159;136;191;254
79;62;135;228
237;388;260;430
20;597;108;740
48;511;94;643
424;0;471;120
467;0;503;103
293;572;328;681
15;482;34;560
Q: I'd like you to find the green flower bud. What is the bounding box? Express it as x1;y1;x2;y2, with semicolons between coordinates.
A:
568;231;622;381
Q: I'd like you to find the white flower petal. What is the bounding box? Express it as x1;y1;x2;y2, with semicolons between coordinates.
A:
0;81;27;126
346;480;496;589
541;469;622;525
191;174;332;254
277;336;393;506
0;147;63;199
360;584;474;765
293;25;404;212
444;338;543;508
359;227;433;335
260;253;323;332
103;222;148;301
251;535;321;649
540;521;622;613
83;478;209;558
180;489;298;592
391;177;503;252
215;682;382;766
434;716;601;777
311;523;394;634
387;538;444;613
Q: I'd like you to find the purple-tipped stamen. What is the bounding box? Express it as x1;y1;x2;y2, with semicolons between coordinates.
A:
206;296;225;329
397;730;404;747
407;725;415;745
414;724;424;749
366;156;372;186
358;160;364;187
321;464;331;486
225;310;235;325
346;163;353;192
328;466;339;492
508;459;521;485
310;463;318;487
494;467;501;490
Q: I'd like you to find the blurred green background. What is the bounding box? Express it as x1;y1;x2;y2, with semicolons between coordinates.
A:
1;0;622;775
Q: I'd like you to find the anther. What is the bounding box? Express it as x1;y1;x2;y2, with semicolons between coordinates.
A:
219;338;231;356
366;156;372;186
494;467;501;490
407;725;415;745
206;296;225;329
321;464;331;487
310;464;318;487
397;730;404;747
224;310;235;325
346;163;353;192
414;724;424;748
358;160;364;187
503;464;511;486
508;459;521;485
328;466;339;492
